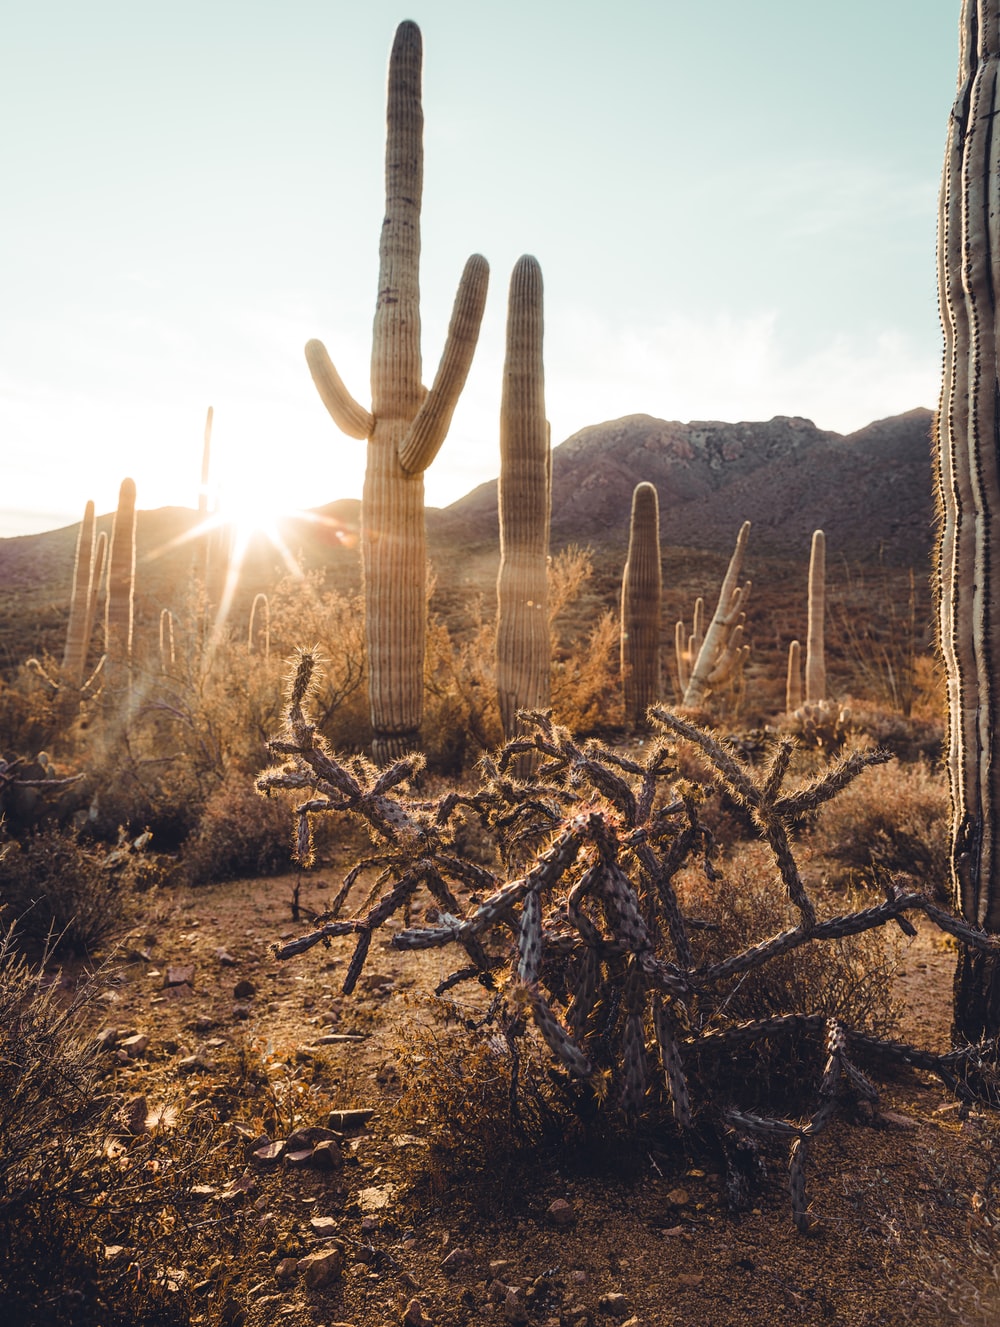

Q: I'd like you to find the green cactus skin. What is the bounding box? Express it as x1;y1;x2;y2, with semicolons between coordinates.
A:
937;1;1000;1041
496;256;550;740
305;21;489;763
104;478;136;709
62;500;97;687
621;482;662;729
805;530;826;705
682;521;751;709
786;639;802;714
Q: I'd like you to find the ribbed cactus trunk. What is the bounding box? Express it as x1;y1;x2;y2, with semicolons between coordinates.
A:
786;639;803;714
104;478;136;714
937;0;1000;1042
805;530;826;705
621;482;662;729
306;22;488;763
496;256;550;740
63;500;97;687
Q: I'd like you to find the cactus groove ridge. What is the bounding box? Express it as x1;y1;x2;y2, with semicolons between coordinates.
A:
305;21;488;762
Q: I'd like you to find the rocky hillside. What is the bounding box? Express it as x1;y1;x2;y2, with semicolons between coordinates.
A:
430;408;936;565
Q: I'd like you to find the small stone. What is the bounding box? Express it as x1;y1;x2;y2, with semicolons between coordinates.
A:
273;1257;298;1284
490;1260;510;1277
165;965;195;988
598;1292;630;1318
216;949;237;966
119;1034;149;1059
356;1183;395;1212
122;1095;148;1135
327;1108;375;1131
286;1125;341;1151
547;1198;575;1227
233;979;256;1000
665;1187;690;1206
879;1110;921;1131
621;1319;645;1327
310;1140;342;1169
440;1247;473;1273
297;1246;343;1288
676;1272;704;1288
309;1215;339;1238
283;1149;314;1167
177;1054;208;1074
232;1003;251;1020
487;1279;509;1303
570;1270;588;1284
94;1027;120;1051
402;1298;433;1327
253;1141;285;1163
504;1287;528;1324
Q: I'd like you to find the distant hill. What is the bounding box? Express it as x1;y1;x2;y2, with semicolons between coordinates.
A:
429;408;936;565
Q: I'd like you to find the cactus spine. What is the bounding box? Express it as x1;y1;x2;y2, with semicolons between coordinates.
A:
306;21;489;762
936;1;1000;1040
621;482;662;728
63;500;106;688
805;529;826;704
104;478;136;710
496;256;550;739
681;521;751;709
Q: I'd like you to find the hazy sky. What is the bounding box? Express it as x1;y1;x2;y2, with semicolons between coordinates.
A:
2;1;955;537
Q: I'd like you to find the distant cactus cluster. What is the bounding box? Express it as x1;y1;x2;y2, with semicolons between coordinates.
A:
260;651;1000;1231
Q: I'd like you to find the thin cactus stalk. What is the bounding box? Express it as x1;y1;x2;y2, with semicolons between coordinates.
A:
786;639;802;714
249;593;270;658
805;529;826;705
682;521;752;709
159;609;175;673
305;21;489;763
621;482;662;728
62;500;97;687
675;596;704;699
936;1;1000;1041
496;256;550;740
104;478;136;711
199;406;213;519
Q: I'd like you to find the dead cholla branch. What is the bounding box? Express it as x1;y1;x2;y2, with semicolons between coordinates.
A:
259;652;1000;1229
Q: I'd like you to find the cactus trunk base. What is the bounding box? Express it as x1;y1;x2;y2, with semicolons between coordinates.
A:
952;947;1000;1046
372;731;420;766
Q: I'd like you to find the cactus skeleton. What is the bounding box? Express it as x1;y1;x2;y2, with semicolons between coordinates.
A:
680;521;751;708
621;482;662;728
306;21;489;762
496;256;550;740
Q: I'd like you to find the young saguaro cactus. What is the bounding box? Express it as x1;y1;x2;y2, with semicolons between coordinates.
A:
305;21;489;763
496;256;550;739
63;500;107;689
621;482;662;728
805;529;826;705
936;1;1000;1041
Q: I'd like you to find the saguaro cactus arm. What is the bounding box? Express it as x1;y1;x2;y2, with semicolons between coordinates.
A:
304;341;374;440
683;520;751;709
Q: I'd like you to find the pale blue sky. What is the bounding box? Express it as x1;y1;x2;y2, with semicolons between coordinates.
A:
2;2;954;536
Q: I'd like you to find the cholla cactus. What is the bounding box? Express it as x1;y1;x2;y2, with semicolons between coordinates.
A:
306;22;489;763
621;482;662;728
496;256;550;740
259;651;1000;1229
680;520;751;708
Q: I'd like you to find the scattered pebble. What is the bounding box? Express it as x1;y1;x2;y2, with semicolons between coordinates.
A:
547;1198;575;1227
297;1246;343;1288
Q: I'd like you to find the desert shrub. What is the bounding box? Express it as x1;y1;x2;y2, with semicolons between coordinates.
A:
807;756;951;900
0;829;158;955
838;697;944;763
184;769;295;884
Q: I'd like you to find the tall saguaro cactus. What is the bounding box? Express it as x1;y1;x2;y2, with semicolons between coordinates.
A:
104;478;136;712
496;256;550;739
936;0;1000;1042
305;21;489;762
63;500;107;689
805;530;826;704
621;482;662;728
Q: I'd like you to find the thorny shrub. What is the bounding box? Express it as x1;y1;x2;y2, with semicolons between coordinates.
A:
258;650;1000;1231
183;768;295;885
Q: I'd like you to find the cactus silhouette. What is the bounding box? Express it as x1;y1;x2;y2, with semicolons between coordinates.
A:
496;256;550;740
63;500;106;689
104;478;136;712
621;482;662;728
305;21;489;762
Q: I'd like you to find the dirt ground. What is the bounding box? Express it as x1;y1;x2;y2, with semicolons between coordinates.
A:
81;864;1000;1327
